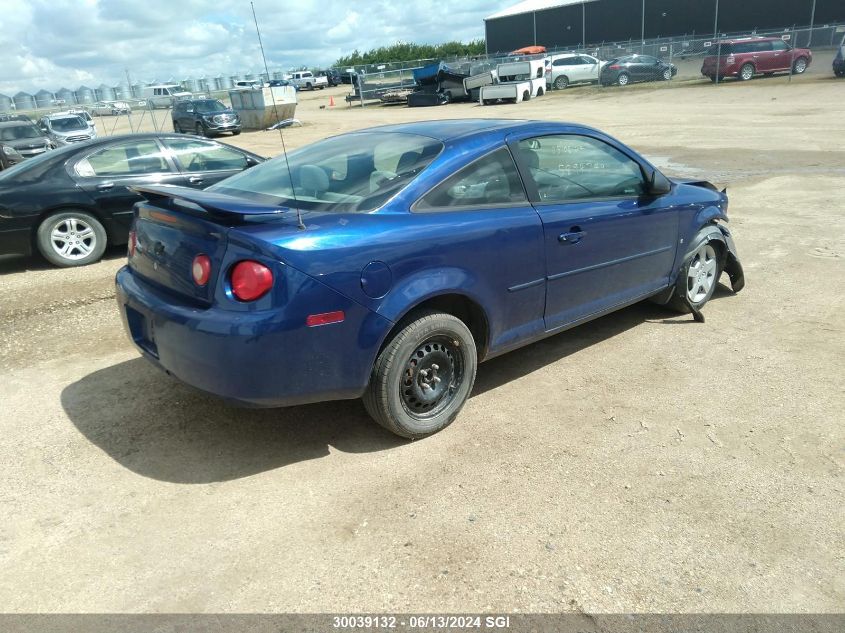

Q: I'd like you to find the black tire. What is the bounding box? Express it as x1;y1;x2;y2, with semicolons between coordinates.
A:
792;57;808;74
836;69;845;78
662;68;672;81
739;63;755;81
617;72;630;86
232;130;241;135
522;90;530;101
553;75;569;90
306;82;313;90
195;123;206;137
173;122;182;133
536;87;544;97
667;241;723;313
363;311;478;439
36;210;107;267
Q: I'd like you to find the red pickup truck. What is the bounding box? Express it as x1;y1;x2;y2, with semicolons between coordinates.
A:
701;37;812;82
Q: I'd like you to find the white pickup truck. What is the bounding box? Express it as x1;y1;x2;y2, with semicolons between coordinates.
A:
289;71;328;90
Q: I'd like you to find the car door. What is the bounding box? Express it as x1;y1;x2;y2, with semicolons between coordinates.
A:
510;133;679;331
161;137;253;188
768;40;790;71
581;55;601;82
73;138;185;237
752;41;776;71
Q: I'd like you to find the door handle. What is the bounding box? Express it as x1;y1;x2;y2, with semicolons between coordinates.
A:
97;182;115;191
188;176;204;184
559;229;587;244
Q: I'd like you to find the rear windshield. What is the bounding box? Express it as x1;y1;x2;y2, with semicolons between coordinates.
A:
0;123;43;141
194;100;228;113
211;132;443;212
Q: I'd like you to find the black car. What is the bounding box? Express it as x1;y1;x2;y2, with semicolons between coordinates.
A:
0;119;54;159
172;99;242;137
599;55;678;86
318;69;341;86
0;133;263;267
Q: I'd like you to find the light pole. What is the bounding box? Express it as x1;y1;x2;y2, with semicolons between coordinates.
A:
713;0;719;39
808;0;817;46
641;0;646;53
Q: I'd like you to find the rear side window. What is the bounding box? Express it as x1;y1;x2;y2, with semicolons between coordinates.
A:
415;148;526;211
163;138;248;172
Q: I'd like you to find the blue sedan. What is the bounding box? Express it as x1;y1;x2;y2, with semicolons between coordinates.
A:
115;119;744;438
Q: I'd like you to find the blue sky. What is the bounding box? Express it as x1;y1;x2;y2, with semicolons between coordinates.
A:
1;0;497;95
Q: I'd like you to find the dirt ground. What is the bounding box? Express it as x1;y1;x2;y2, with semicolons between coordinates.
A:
0;66;843;613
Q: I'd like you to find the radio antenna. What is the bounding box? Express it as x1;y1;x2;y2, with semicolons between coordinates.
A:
251;1;305;230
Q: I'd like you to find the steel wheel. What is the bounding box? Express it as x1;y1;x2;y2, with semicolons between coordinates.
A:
617;73;629;86
687;243;719;303
400;336;464;419
740;63;755;81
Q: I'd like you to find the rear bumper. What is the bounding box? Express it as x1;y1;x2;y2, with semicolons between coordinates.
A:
115;265;393;408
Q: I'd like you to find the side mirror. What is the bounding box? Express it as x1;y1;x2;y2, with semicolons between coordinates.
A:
648;169;672;195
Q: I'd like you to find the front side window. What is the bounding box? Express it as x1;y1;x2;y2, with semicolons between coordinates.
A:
517;135;645;202
211;132;443;212
163;138;247;172
415;148;526;211
76;140;172;177
771;40;789;51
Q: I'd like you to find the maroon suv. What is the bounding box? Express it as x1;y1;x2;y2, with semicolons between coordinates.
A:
701;37;812;82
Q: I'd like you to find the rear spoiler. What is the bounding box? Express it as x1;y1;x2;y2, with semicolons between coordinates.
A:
129;184;292;221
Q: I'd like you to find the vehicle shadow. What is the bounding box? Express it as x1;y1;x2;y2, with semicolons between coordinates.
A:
0;245;126;275
61;289;735;483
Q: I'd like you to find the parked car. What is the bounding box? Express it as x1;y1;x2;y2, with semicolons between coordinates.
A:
0;120;54;158
833;34;845;77
0;133;263;267
115;119;745;439
91;101;131;116
318;69;342;86
234;80;269;89
289;71;328;90
269;79;292;87
38;112;98;146
546;53;606;89
600;55;677;86
701;37;812;82
172;99;242;137
0;143;23;170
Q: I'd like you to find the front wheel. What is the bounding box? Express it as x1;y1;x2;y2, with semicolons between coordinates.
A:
793;57;808;74
173;122;182;133
36;211;107;267
667;242;722;313
739;63;755;81
363;311;477;439
195;123;206;137
663;68;672;81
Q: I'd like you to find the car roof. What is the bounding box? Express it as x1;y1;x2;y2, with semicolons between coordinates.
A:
0;120;37;128
720;36;780;44
357;119;593;143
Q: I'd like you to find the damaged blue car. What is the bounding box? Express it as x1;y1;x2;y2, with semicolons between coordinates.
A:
115;119;744;438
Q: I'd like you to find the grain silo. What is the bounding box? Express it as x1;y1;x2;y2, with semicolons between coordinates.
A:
35;89;54;109
113;83;131;100
96;84;115;101
76;85;95;104
217;75;232;90
55;87;77;105
0;93;15;112
13;92;36;111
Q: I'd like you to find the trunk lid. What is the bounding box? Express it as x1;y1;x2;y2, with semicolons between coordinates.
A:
128;185;296;305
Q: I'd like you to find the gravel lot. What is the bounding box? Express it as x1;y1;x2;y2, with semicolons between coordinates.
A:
1;66;843;613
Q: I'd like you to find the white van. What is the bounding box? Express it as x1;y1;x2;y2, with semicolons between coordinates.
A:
141;84;192;109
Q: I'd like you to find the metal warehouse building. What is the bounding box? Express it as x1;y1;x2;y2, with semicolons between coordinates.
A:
485;0;845;52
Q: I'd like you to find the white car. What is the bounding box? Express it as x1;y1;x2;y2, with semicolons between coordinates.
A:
546;53;606;89
90;101;131;116
38;113;97;146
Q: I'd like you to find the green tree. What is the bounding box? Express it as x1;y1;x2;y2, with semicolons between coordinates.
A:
335;40;486;68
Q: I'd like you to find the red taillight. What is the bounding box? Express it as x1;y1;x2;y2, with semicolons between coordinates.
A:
230;260;273;301
609;64;621;70
306;311;345;327
192;254;211;286
127;230;136;258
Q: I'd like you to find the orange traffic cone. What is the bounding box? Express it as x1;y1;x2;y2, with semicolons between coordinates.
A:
329;96;335;107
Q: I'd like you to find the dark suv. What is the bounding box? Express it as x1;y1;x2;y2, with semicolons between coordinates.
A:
172;99;241;137
318;69;342;86
0;119;53;158
834;34;845;77
701;37;812;81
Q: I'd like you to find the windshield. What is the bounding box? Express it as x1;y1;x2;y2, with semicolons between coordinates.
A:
0;124;43;141
194;100;228;114
49;116;87;132
211;132;443;212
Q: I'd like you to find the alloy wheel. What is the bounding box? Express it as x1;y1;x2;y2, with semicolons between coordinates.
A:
49;217;97;261
687;244;718;303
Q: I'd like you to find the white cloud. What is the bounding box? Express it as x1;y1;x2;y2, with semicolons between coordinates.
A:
0;0;492;96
